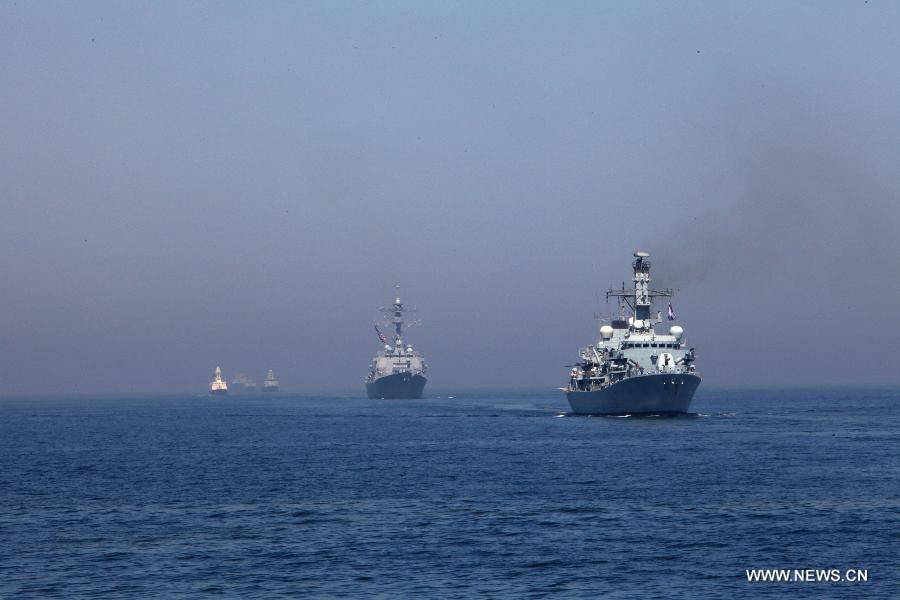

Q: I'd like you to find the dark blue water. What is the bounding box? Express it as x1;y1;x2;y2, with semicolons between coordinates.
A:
1;388;898;598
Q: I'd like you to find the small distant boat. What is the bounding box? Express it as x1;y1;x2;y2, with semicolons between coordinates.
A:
230;373;256;392
263;369;279;392
210;366;228;396
230;373;247;391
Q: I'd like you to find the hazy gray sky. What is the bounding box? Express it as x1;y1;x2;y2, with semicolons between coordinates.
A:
2;1;899;394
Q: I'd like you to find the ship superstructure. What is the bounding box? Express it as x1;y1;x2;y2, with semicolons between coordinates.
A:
209;366;228;396
365;290;427;399
263;369;279;392
564;251;700;414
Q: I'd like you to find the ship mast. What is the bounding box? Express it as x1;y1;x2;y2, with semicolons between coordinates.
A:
392;293;405;348
606;251;673;324
377;286;419;352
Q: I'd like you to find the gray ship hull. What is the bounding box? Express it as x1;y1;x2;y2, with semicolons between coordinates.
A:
366;372;427;399
566;373;700;415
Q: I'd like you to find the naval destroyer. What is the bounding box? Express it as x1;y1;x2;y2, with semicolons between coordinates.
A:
263;369;279;392
365;292;427;399
564;251;700;415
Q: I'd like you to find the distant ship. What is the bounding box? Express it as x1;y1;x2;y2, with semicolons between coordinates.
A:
230;373;256;392
564;251;700;415
209;366;228;396
263;369;279;392
365;291;427;399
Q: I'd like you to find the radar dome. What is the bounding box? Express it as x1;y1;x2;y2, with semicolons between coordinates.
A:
633;319;645;329
384;344;392;351
600;325;614;340
670;325;684;340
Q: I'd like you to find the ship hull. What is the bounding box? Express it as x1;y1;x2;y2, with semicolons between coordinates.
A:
366;372;427;399
262;387;279;393
566;373;700;415
209;389;228;396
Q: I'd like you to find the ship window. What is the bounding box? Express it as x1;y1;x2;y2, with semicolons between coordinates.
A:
642;343;649;348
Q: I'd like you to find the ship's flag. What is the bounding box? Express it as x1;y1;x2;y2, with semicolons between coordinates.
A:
667;303;676;321
374;325;387;344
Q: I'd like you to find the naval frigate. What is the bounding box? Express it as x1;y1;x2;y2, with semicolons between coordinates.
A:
366;292;427;399
564;251;700;415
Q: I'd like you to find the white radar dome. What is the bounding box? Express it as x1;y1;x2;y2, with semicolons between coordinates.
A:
670;325;684;340
406;346;413;353
633;319;645;329
384;344;392;351
600;325;614;340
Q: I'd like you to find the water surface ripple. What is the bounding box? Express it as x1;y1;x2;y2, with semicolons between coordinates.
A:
1;388;897;598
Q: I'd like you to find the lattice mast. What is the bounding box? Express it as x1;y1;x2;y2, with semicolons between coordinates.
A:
605;251;673;322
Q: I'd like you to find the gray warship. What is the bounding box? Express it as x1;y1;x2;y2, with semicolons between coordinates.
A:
564;251;700;415
365;292;427;399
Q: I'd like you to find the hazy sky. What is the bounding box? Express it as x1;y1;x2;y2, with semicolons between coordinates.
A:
2;1;899;394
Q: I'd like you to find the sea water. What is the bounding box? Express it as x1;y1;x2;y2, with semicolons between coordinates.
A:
1;388;897;598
